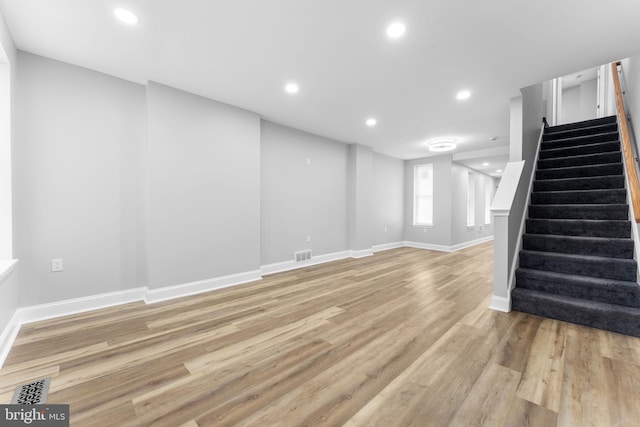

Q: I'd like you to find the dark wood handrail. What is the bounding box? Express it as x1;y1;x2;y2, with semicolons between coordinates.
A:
611;61;640;223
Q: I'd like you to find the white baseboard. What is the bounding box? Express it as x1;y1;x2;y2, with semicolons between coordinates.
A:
0;310;21;369
489;295;511;312
451;235;494;252
261;251;349;275
406;236;494;253
404;241;454;252
18;287;148;325
349;249;374;258
145;270;262;304
372;242;405;252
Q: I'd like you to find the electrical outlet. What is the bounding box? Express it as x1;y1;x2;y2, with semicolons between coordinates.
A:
306;234;312;243
51;259;63;272
384;226;388;233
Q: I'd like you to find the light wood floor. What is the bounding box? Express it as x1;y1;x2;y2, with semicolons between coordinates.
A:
1;243;640;426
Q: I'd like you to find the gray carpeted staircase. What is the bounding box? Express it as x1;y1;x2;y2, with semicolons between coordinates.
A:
511;115;640;337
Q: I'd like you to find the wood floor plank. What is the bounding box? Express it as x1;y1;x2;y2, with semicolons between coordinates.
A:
516;318;567;412
1;242;640;426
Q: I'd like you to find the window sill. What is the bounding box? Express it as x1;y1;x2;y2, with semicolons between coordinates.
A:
0;259;18;283
413;224;434;229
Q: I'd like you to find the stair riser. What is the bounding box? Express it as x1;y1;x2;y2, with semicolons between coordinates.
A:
519;252;636;281
531;191;626;205
541;132;619;150
545;116;617;133
544;123;618;141
539;141;620;160
522;234;633;259
533;176;624;191
528;205;628;220
537;152;621;169
516;270;640;308
536;163;623;180
526;219;630;238
511;289;640;337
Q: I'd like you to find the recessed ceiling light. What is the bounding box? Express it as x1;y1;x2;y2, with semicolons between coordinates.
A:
427;138;458;152
482;162;490;166
576;74;583;79
489;136;498;141
456;90;471;101
366;118;377;127
114;8;139;25
285;83;299;94
496;169;503;173
386;22;406;39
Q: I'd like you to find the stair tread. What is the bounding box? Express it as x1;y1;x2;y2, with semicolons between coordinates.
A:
542;131;619;144
528;218;630;223
546;116;616;132
538;151;620;163
523;233;632;243
534;174;624;183
532;188;626;194
517;267;638;287
511;288;640;337
541;140;619;154
512;288;640;315
545;123;617;137
520;249;637;265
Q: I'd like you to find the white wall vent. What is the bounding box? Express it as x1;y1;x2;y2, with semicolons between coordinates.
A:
294;249;312;262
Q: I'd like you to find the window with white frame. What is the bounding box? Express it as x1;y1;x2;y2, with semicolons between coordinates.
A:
485;179;493;225
413;164;433;226
467;171;476;227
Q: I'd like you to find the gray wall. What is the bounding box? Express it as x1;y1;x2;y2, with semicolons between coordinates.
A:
372;152;404;245
404;154;453;246
622;56;640;151
14;52;145;306
0;10;17;333
260;121;348;265
347;144;374;252
146;82;261;287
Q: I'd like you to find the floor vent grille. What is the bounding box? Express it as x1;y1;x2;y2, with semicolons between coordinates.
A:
11;377;51;404
295;250;312;262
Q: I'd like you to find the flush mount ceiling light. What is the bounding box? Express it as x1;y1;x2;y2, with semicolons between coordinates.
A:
114;8;139;24
496;169;503;173
366;118;377;126
482;162;490;166
456;90;471;101
386;22;406;39
285;83;299;94
427;138;458;152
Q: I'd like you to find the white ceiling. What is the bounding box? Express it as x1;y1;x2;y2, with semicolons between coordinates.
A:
1;0;640;165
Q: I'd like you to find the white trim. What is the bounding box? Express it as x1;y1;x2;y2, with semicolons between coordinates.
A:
0;258;17;283
349;249;374;259
18;287;148;325
451;236;494;252
404;241;453;252
0;310;20;369
372;242;405;252
489;295;511;312
261;251;349;275
145;270;262;304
